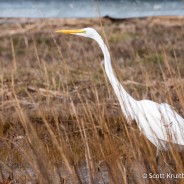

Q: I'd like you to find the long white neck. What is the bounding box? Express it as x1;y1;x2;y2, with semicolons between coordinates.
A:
94;33;137;121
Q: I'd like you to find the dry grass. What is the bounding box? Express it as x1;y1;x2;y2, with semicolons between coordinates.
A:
0;17;184;183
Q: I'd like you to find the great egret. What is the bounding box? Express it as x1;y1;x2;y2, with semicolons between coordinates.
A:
56;28;184;161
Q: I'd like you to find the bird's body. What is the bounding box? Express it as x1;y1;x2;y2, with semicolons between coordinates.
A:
56;28;184;152
135;100;184;150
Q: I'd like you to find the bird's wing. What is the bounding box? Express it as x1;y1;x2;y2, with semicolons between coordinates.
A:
159;103;184;145
160;103;184;127
137;100;184;146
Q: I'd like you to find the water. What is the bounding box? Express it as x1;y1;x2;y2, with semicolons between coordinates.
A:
0;0;184;19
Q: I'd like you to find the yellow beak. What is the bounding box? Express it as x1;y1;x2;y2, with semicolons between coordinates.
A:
55;29;85;34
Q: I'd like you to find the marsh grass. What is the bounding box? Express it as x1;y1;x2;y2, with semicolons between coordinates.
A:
0;17;184;183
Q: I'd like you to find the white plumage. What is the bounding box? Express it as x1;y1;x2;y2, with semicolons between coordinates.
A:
56;27;184;153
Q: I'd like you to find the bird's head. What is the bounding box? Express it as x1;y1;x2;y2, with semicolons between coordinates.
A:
55;27;98;39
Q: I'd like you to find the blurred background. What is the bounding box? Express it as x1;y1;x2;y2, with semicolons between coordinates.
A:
0;0;184;19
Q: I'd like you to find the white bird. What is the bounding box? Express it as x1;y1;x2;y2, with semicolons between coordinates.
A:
56;28;184;161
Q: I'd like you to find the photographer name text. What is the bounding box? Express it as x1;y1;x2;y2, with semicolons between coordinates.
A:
143;173;184;179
